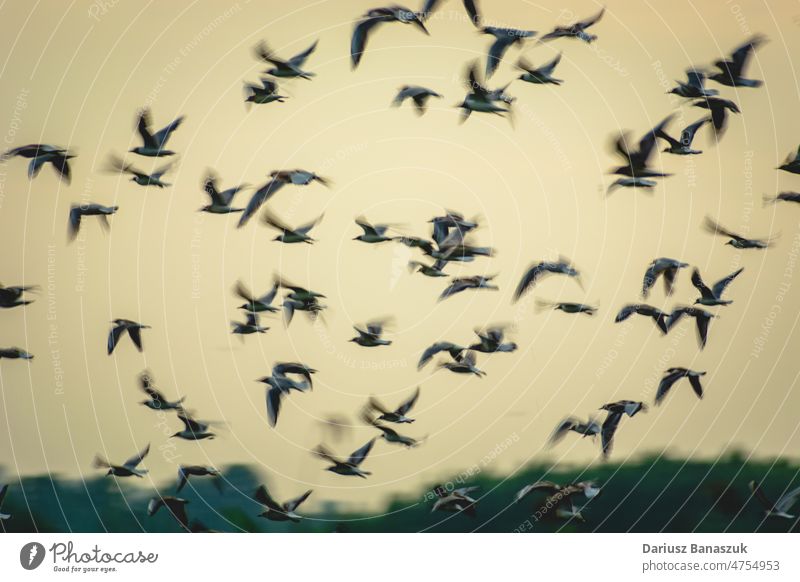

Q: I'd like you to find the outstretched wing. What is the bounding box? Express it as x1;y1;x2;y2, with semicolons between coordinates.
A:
690;268;713;299
348;438;376;466
285;490;313;512
397;386;421;415
124;443;150;469
712;267;743;298
351;16;386;68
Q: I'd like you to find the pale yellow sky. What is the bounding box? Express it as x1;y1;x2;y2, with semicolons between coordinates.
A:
1;0;800;512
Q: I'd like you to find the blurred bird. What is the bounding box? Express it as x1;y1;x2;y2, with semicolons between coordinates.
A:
254;485;312;522
657;117;710;155
749;481;800;519
107;155;173;187
0;347;34;360
777;145;800;175
93;443;150;477
108;319;150;355
351;5;429;69
68;203;118;241
176;466;221;493
667;70;718;98
642;257;689;298
514;257;581;302
468;325;517;354
656;367;705;405
517;53;563;85
691;267;743;306
709;35;766;87
458;62;513;123
431;485;478;517
539;7;605;43
262;210;322;244
391;85;443;115
439;274;498;301
244;77;287;106
0;283;38;308
314;439;376;478
258;362;316;427
367;386;420;424
703;216;776;249
408;259;449;277
351;318;393;347
237;175;290;228
271;169;331;186
763;192;800;205
692;97;739;136
361;410;421;447
610;114;674;178
231;312;269;336
254;40;318;79
147;496;190;531
418;341;466;369
130;108;184;157
599;401;646;459
548;415;602;446
437;350;485;377
172;413;216;440
667;306;716;349
138;370;186;412
536;299;596;316
1;143;75;183
606;177;657;196
354;216;395;243
236;280;280;313
480;25;536;78
200;171;247;214
514;480;599;505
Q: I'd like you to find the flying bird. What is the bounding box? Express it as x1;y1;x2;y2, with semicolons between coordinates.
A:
391;85;443;115
777;145;800;175
548;415;602;446
351;6;429;69
361;410;421;447
468;325;517;353
172;413;216;440
236;280;280;313
539;7;605;43
138;370;186;412
0;283;38;309
599;401;646;459
131;108;184;157
480;25;536;78
262;210;322;244
258;362;316;427
458;62;514;123
655;367;705;405
610;114;674;178
656;117;711;155
367;386;420;424
703;216;776;249
1;143;75;183
536;300;596;316
93;443;150;478
147;496;190;531
642;257;689;298
418;341;466;369
354;216;395;243
68;204;118;241
244;77;287;106
437;350;485;377
254;485;312;522
236;174;290;228
709;35;766;87
350;318;393;347
0;347;34;360
107;319;150;355
666;306;716;348
431;485;478;517
439;274;498;301
517;53;563;85
667;70;718;98
763;191;800;205
176;466;221;493
107;155;173;187
254;39;318;79
692;97;739;136
513;257;581;302
749;481;800;519
691;267;743;306
231;312;269;336
200;171;247;214
314;438;376;478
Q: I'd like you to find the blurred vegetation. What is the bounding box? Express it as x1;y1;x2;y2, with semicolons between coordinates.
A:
1;452;798;533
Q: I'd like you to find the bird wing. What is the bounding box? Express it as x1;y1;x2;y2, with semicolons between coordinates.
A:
538;52;562;76
728;36;762;78
285;489;312;512
601;411;622;459
262;210;292;234
175;468;189;493
355;217;378;236
128;326;144;351
92;455;111;469
463;0;481;25
153;116;184;148
289;40;318;68
203;173;226;206
107;324;125;355
234;280;256;303
614;304;637;323
68;207;82;241
351;16;387;68
703;216;742;241
688;374;704;399
136;109;157;149
313;445;339;465
485;35;514;78
696;312;711;348
257;281;280;306
266;386;282;427
0;484;7;507
576;6;605;29
548;417;578;445
637;113;674;166
749;481;774;511
655;369;683;405
419;342;460;369
254;484;283;511
775;486;800;514
680;117;710;145
712;267;743;297
438;279;470;301
686;69;706;89
690;268;714;299
297;214;323;235
237;178;286;228
662;266;678;296
513;263;544;301
396;386;421;415
465;61;490;97
348;438;376;466
124;443;150;469
641;263;660;297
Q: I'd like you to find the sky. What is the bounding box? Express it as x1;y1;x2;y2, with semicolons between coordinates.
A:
1;0;800;514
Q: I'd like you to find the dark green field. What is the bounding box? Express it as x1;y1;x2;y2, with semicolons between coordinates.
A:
2;453;798;533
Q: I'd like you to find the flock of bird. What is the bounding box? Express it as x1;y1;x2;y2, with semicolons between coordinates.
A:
2;1;800;530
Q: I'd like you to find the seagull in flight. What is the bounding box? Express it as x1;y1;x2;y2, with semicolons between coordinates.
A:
254;485;312;522
0;283;38;308
0;347;34;360
93;443;150;477
539;7;605;43
667;306;716;349
263;210;322;244
615;304;669;333
439;274;498;301
366;386;420;424
108;319;150;355
777;145;800;175
235;280;280;313
138;370;186;412
749;481;800;519
418;341;466;369
147;497;190;531
244;77;287;106
468;325;517;353
431;485;479;517
480;25;536;78
656;367;705;405
231;312;269;336
172;413;216;440
709;35;766;88
107;154;173;188
236;175;289;228
458;61;514;123
391;85;442;115
764;192;800;205
200;171;247;214
437;350;485;377
548;415;601;446
667;70;718;98
354;216;395;243
610;114;674;178
513;257;581;302
351;318;393;347
599;400;646;459
642;257;689;298
254;39;318;79
68;204;118;241
536;299;596;316
517;53;563;85
361;410;421;447
130;108;184;157
351;5;429;69
703;216;776;249
657;117;711;155
1;143;75;183
606;177;657;196
314;438;376;478
258;362;316;427
176;465;221;493
692;97;740;136
691;267;743;306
